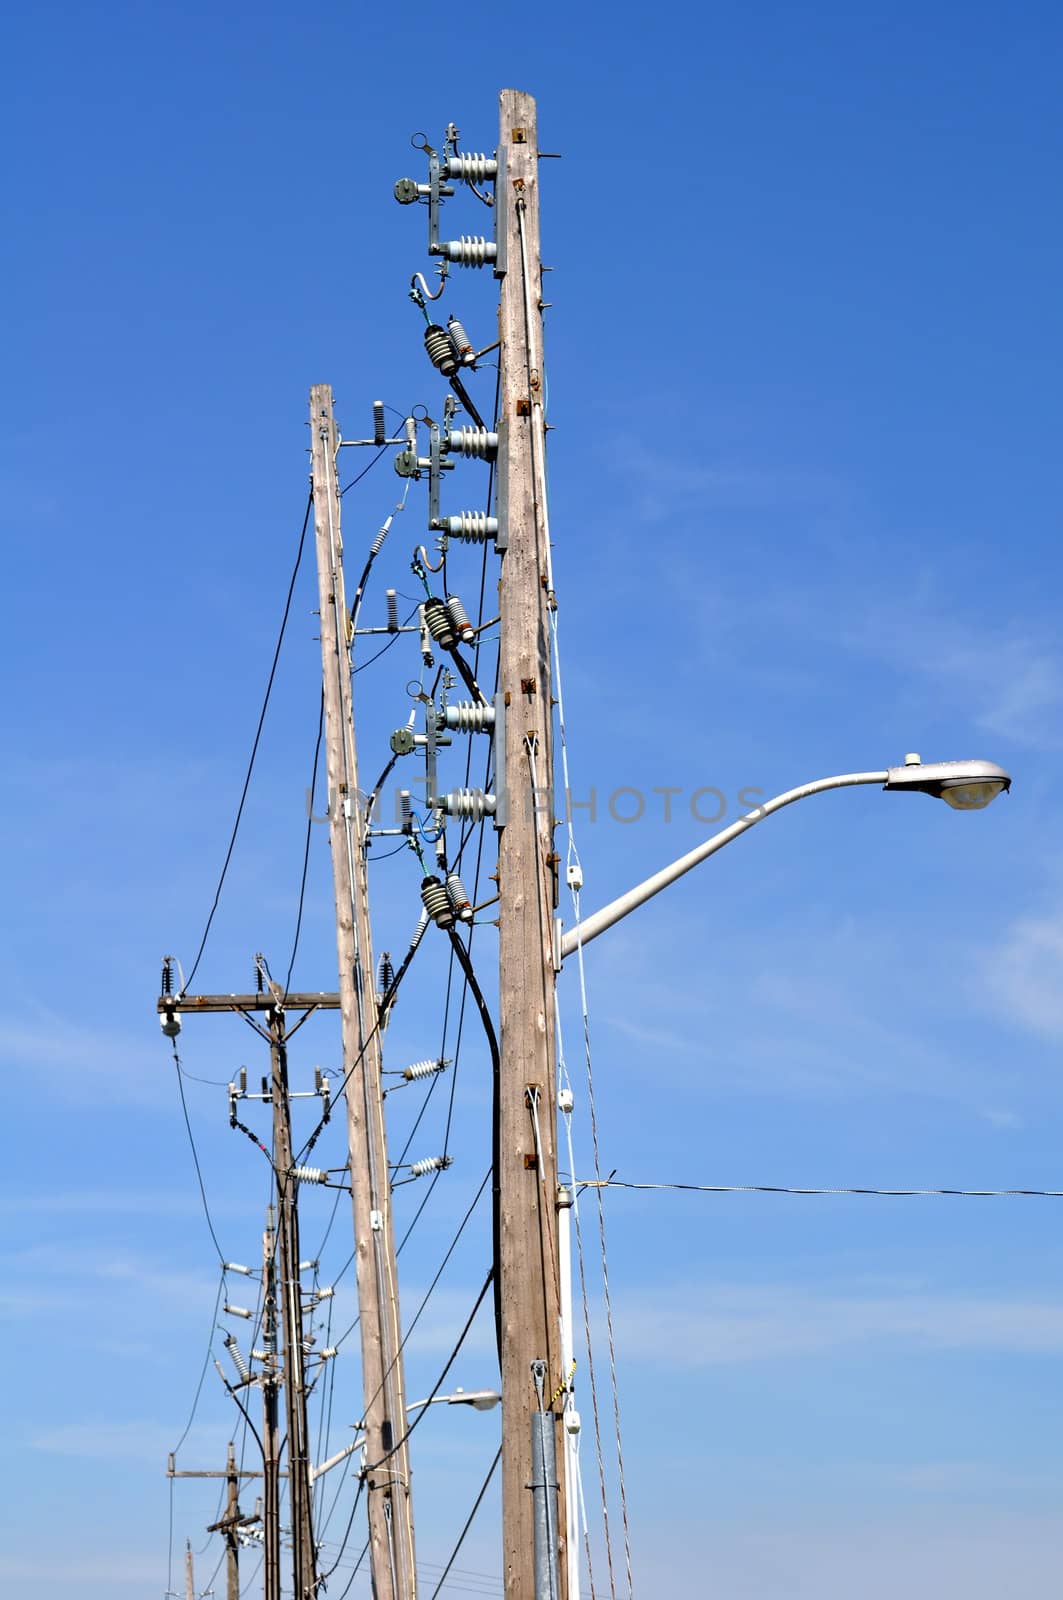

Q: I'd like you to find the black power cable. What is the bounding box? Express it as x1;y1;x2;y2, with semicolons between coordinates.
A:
446;929;502;1369
182;493;313;994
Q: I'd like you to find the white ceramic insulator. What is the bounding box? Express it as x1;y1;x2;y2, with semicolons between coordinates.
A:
224;1304;252;1320
445;152;498;184
447;428;498;460
320;1347;338;1360
440;236;497;267
403;1058;448;1081
224;1262;252;1276
224;1336;250;1381
442;511;497;543
292;1165;328;1185
410;1154;453;1179
440;787;496;819
443;701;495;733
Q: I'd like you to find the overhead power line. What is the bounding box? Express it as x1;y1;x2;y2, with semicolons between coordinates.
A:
584;1179;1063;1199
182;494;314;993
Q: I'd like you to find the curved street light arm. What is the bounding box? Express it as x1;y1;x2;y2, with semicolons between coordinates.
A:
559;770;890;960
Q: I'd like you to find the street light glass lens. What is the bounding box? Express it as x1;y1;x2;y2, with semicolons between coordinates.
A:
939;779;1008;810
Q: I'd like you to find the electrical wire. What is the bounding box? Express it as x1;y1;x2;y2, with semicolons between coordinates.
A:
446;930;502;1365
284;691;325;998
352;605;420;674
360;1268;494;1475
170;1040;226;1264
428;1446;503;1600
317;1477;365;1582
182;493;313;994
586;1179;1063;1199
340;446;388;497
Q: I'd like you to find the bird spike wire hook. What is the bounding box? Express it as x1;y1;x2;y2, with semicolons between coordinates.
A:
416;542;445;574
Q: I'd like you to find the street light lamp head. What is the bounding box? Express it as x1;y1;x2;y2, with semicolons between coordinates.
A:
447;1388;502;1411
884;754;1012;810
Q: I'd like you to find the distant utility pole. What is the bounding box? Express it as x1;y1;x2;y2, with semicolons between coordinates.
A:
262;1206;282;1600
205;1443;245;1600
185;1541;195;1600
266;990;318;1599
309;385;416;1600
168;1443;263;1600
495;89;566;1600
157;982;340;1600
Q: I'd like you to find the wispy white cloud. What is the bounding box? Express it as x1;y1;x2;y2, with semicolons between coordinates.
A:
29;1418;227;1463
4;1005;167;1107
0;1555;163;1585
636;1509;1063;1599
848;607;1063;748
613;1279;1063;1365
982;908;1063;1038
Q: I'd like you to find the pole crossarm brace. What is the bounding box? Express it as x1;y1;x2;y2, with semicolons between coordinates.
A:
158;993;341;1013
559;755;1011;958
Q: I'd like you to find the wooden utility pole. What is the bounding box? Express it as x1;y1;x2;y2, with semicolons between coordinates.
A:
309;385;416;1600
204;1443;243;1600
185;1541;195;1600
262;1211;282;1600
496;89;566;1600
169;1442;265;1600
266;995;317;1599
157;983;332;1600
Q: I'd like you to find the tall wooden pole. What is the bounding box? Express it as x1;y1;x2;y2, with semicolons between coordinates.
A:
309;385;416;1600
262;1213;282;1600
496;89;566;1600
224;1442;241;1600
185;1542;195;1600
267;997;317;1598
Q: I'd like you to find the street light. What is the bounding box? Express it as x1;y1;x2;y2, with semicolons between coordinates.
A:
309;1388;501;1483
559;754;1011;959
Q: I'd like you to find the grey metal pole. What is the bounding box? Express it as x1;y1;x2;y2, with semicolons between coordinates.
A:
530;1363;560;1600
560;771;892;958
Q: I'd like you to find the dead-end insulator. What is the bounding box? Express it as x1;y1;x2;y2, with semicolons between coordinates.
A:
446;595;476;643
442;701;495;733
442;152;498;186
409;1154;454;1179
439;787;497;820
440;511;497;544
447;315;477;367
437;236;497;268
224;1303;253;1320
424;595;458;649
446;873;474;922
425;323;459;377
421;874;456;928
403;1057;450;1082
372;399;386;445
224;1334;251;1382
291;1165;329;1186
447;427;498;460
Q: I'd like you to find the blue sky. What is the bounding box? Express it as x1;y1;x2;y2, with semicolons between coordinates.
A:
3;3;1062;1597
